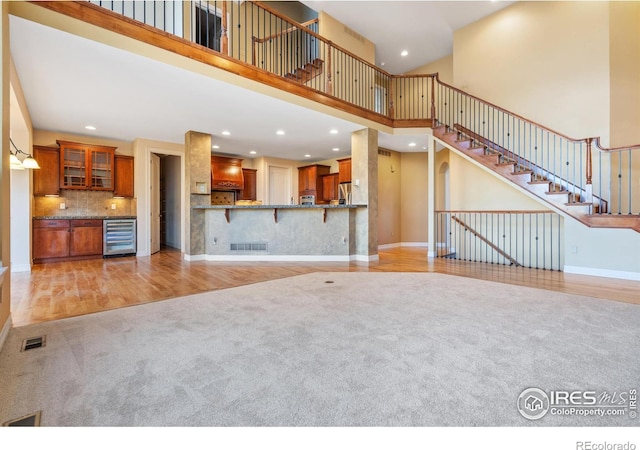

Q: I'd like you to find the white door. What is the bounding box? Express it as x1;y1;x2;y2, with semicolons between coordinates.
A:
269;166;290;205
150;154;161;254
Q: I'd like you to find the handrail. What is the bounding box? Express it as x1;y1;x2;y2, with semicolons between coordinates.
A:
434;74;596;145
450;214;521;267
252;1;392;78
593;137;640;153
253;18;318;44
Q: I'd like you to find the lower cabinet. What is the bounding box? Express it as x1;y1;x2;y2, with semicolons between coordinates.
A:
33;219;103;263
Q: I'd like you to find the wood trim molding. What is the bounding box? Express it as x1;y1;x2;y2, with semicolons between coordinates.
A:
0;313;12;355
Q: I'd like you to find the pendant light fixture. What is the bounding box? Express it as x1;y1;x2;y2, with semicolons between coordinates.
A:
9;138;40;170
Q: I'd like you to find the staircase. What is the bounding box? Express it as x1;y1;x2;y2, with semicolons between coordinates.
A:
284;58;324;84
433;124;640;233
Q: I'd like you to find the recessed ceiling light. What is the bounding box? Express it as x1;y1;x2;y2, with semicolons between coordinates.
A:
380;62;386;66
212;145;220;149
409;142;416;147
221;131;231;136
85;125;96;130
332;148;340;152
249;151;257;155
330;129;338;134
304;154;311;158
276;130;285;135
401;50;409;57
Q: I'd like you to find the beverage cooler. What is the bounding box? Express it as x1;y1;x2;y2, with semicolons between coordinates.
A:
103;219;137;257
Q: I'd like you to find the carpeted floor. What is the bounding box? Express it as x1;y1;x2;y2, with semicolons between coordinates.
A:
0;272;638;427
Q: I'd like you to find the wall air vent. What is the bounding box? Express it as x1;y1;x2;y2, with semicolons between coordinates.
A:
378;149;391;157
343;25;365;43
3;411;42;427
21;336;46;352
230;243;268;252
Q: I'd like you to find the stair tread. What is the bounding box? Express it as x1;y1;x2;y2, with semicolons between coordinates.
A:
545;190;570;195
528;180;551;185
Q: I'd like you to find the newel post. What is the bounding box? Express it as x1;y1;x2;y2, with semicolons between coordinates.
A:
586;138;593;185
221;1;229;55
326;42;333;96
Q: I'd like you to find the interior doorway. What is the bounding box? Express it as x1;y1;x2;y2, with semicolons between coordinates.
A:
268;165;291;204
150;153;181;254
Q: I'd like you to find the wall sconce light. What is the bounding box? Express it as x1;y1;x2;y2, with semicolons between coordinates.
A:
10;138;40;170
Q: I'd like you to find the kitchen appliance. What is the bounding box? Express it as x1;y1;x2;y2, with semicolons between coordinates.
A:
103;219;137;256
300;195;315;205
339;183;352;205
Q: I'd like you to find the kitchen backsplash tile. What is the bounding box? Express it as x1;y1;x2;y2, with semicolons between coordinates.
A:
33;190;136;217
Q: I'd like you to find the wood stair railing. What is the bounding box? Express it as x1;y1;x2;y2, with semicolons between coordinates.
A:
433;124;593;217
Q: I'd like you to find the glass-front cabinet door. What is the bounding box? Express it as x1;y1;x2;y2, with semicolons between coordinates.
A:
91;149;114;189
60;145;87;189
58;141;116;190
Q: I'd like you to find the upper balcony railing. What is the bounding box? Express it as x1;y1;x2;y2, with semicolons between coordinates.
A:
38;1;640;220
86;0;435;125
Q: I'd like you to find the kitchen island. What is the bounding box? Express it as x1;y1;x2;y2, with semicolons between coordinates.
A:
189;204;369;261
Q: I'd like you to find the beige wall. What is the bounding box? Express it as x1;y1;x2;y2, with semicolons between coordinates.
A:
400;152;429;243
378;149;401;245
318;11;375;65
408;54;453;85
448;150;549;211
453;1;610;146
609;1;640;147
0;1;10;335
33;130;133;155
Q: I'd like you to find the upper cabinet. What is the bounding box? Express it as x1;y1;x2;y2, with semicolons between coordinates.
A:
298;164;331;203
33;146;60;196
114;155;135;198
58;140;116;190
238;168;257;201
338;158;351;184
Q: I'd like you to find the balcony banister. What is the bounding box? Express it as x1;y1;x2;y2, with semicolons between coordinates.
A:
434;74;592;145
253;18;318;44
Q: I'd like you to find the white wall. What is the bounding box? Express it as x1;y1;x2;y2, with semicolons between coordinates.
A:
9;64;32;272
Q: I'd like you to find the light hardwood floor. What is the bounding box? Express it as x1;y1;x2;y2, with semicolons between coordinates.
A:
10;247;640;327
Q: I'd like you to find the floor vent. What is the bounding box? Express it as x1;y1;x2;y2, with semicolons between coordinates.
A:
230;243;268;252
3;411;41;427
21;336;46;352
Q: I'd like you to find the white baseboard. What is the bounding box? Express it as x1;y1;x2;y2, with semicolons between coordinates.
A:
11;264;31;273
0;315;12;354
564;265;640;281
186;253;379;262
203;254;353;262
183;254;206;261
350;254;379;262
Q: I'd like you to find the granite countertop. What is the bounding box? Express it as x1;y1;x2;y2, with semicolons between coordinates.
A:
192;204;366;210
33;216;137;220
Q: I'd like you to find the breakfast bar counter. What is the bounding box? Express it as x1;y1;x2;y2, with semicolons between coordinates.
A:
189;204;369;261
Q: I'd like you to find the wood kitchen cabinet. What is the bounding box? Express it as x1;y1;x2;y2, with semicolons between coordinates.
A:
113;155;134;197
58;140;116;191
33;219;70;261
33;146;60;196
338;158;352;184
33;219;103;263
322;173;339;202
238;168;257;201
298;164;330;203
